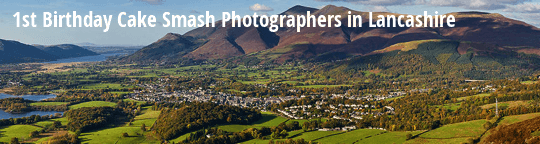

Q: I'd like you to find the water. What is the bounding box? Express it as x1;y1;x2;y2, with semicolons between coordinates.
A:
43;53;127;64
0;110;62;119
0;93;61;119
0;93;56;101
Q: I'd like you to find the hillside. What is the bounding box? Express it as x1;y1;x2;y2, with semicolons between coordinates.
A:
34;44;99;59
121;33;205;63
124;5;540;65
331;39;540;79
0;39;58;64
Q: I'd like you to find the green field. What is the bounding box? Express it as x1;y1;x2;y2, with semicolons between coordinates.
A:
521;81;537;84
419;119;486;139
34;117;69;128
288;130;343;141
240;130;343;144
457;93;491;101
499;112;540;125
295;85;352;88
315;129;385;143
69;101;117;109
405;119;487;144
123;99;147;105
358;131;424;144
405;137;472;144
30;102;69;106
435;103;461;111
79;106;160;144
0;125;42;142
217;112;288;132
79;83;133;90
111;91;133;95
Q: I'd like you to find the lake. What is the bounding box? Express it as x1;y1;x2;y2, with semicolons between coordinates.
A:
0;93;56;101
0;93;62;119
43;53;127;64
0;110;62;119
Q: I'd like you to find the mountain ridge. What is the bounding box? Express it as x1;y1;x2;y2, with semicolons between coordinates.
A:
123;5;540;64
34;44;99;59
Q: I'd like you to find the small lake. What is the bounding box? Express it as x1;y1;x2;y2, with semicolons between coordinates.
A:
43;53;127;64
0;93;62;119
0;111;62;119
0;93;56;101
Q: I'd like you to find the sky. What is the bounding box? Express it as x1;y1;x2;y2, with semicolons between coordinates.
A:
1;0;539;46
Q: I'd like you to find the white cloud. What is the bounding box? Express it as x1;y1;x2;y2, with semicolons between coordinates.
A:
427;0;508;10
365;6;390;12
249;4;274;12
315;0;414;6
316;0;532;10
504;3;540;13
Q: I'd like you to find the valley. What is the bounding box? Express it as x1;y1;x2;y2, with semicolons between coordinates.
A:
1;3;540;144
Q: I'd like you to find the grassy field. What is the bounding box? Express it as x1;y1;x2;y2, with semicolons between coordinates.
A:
111;91;133;95
288;131;343;141
358;131;424;144
479;112;540;142
457;93;491;101
80;83;133;90
34;117;69;128
217;112;288;132
499;112;540;125
240;130;343;144
521;81;537;84
0;125;42;142
315;129;385;143
419;119;486;139
69;101;117;109
480;100;529;109
435;103;461;111
405;119;487;144
295;85;352;88
30;102;68;106
79;106;160;144
405;137;472;144
173;112;289;143
123;99;147;105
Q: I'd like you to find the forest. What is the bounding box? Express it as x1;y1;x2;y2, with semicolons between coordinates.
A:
64;106;128;132
153;102;262;140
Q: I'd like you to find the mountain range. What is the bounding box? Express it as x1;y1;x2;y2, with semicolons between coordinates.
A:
34;44;98;59
123;5;540;65
0;40;98;64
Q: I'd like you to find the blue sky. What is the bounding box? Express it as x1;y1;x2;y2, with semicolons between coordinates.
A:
1;0;539;46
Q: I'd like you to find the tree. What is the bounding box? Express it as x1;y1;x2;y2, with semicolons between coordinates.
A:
279;130;289;139
406;133;413;140
10;137;19;144
483;121;492;130
141;123;147;132
52;120;62;128
29;130;39;138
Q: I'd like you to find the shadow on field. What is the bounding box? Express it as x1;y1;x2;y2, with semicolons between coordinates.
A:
251;113;277;125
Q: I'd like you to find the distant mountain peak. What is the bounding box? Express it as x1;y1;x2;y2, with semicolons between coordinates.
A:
159;33;184;41
280;5;318;15
123;5;540;64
